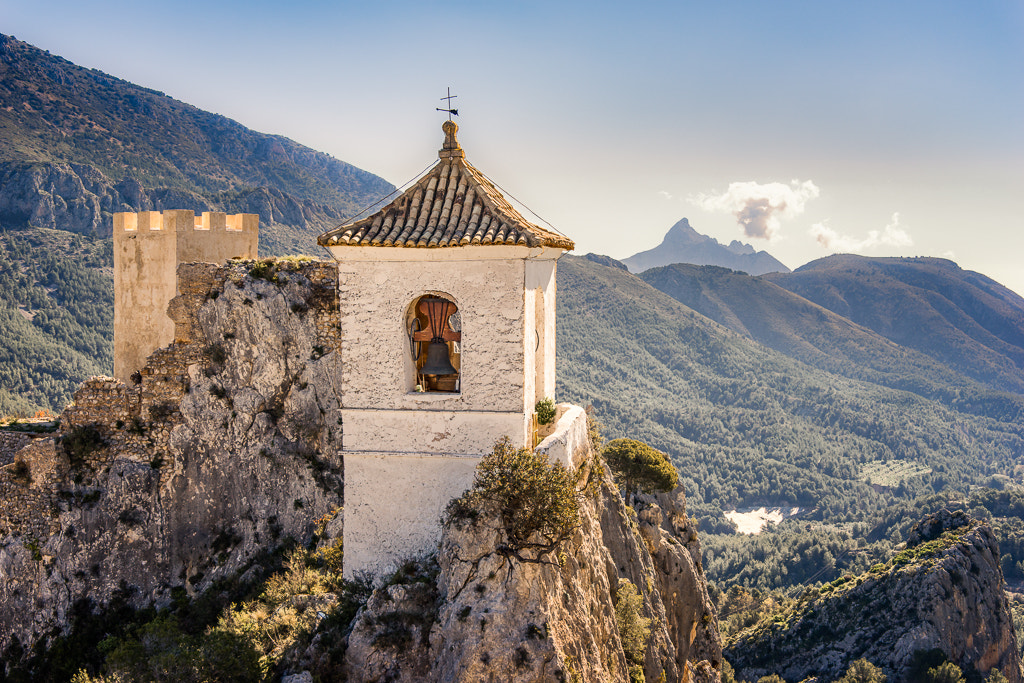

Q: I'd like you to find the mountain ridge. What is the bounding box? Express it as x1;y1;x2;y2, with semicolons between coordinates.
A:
638;261;1024;420
766;255;1024;396
0;32;394;254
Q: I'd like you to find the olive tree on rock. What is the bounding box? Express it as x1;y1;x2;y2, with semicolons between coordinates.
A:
445;437;580;565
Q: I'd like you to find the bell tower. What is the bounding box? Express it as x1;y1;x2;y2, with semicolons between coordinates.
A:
319;121;573;578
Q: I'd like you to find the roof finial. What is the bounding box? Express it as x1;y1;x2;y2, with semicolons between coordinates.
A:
439;119;464;159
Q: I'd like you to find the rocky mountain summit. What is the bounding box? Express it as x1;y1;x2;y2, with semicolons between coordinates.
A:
726;509;1023;682
622;219;790;276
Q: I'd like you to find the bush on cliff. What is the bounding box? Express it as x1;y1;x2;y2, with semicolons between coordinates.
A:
445;436;580;563
602;438;678;499
615;578;651;683
837;658;886;683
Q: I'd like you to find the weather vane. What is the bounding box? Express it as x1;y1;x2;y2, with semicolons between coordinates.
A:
437;87;458;120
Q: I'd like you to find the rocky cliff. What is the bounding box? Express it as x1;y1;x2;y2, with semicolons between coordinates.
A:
0;256;725;681
726;509;1023;682
338;445;722;683
0;258;344;669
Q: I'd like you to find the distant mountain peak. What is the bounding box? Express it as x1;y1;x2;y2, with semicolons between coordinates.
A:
622;218;790;275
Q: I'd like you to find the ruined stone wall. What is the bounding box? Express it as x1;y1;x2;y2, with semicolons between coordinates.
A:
0;258;343;662
0;432;32;466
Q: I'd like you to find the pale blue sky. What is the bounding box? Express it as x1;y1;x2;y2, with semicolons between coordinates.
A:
4;1;1023;293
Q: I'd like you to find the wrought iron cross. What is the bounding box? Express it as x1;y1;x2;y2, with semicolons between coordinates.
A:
436;87;458;120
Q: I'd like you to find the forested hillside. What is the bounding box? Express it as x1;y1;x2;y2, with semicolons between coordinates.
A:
557;255;1024;617
0;227;111;414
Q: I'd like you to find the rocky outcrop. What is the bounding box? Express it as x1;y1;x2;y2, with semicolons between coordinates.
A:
726;509;1023;683
0;259;343;668
339;447;722;682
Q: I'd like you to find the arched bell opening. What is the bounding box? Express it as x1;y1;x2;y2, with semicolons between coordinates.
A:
407;294;461;393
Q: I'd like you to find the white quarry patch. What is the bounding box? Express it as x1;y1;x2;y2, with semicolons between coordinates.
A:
725;506;803;534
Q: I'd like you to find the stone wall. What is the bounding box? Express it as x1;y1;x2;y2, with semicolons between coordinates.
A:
0;432;32;466
113;210;259;382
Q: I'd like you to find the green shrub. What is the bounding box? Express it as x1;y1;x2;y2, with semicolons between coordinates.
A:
102;614;261;683
445;437;580;563
837;658;887;683
602;438;678;498
248;259;278;282
925;662;965;683
535;398;557;425
615;578;650;678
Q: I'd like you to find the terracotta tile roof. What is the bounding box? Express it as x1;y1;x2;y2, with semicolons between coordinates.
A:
318;121;574;251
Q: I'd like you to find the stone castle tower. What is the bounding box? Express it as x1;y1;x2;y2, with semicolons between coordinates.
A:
113;210;258;382
319;121;575;577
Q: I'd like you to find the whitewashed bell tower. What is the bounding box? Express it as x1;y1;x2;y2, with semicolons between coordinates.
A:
319;121;574;578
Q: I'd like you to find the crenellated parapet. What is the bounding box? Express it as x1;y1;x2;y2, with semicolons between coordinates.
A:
113;210;258;382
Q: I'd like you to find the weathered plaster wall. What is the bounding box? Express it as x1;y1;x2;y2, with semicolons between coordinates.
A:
335;249;527;415
342;452;480;579
526;258;557;404
331;245;564;579
342;410;525;456
535;403;587;470
113;210;257;382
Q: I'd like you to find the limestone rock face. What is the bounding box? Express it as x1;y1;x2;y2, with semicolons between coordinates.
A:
726;509;1023;683
341;454;722;682
0;260;343;665
0;160;348;250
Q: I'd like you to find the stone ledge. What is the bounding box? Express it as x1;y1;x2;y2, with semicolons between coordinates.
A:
535;403;587;471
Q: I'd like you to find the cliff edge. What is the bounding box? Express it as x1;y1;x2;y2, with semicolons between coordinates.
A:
337;422;722;683
726;509;1023;682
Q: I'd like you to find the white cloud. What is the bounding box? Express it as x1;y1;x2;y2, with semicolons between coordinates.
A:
690;179;820;240
810;212;913;252
657;190;674;200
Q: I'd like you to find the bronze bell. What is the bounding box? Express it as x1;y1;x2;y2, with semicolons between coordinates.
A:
421;341;457;376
